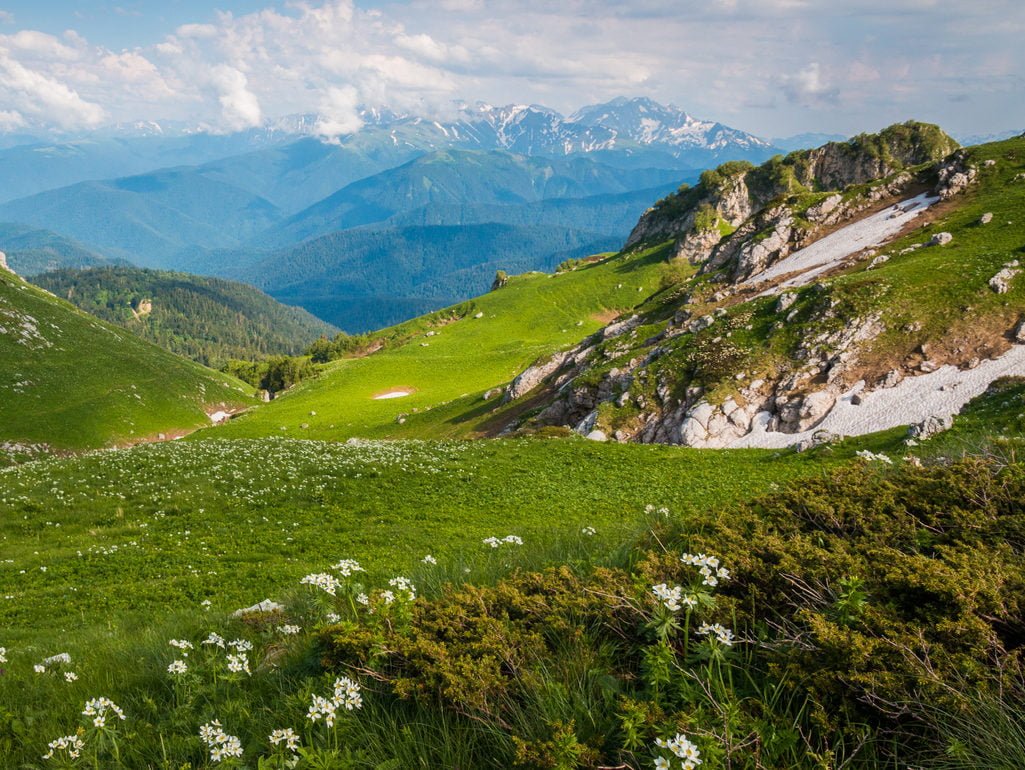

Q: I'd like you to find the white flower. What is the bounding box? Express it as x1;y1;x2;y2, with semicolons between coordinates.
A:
199;720;243;762
82;697;125;723
34;664;46;674
269;727;300;752
388;576;417;601
332;676;363;710
379;590;395;605
356;593;369;606
202;632;226;648
0;647;6;664
483;536;501;548
278;624;301;636
168;639;194;655
660;732;701;763
167;659;188;675
502;535;523;545
421;554;437;564
301;572;342;595
64;671;78;682
226;653;251;675
201;599;213;610
581;526;596;536
651;583;684;612
228;638;253;652
654;758;670;770
42;734;85;761
307;694;337;728
326;612;341;622
332;559;364;576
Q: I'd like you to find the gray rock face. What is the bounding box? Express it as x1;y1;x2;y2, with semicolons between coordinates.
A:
585;429;608;442
928;232;953;246
805;194;843;223
506;350;571;401
1014;318;1025;344
908;414;954;441
935;151;978;200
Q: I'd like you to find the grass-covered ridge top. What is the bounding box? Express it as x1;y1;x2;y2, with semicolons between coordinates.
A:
0;267;255;455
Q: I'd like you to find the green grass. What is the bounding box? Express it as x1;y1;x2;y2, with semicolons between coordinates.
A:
0;271;256;454
0;435;867;647
211;243;675;441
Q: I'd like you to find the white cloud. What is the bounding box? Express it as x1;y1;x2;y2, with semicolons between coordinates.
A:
210;64;262;130
0;49;105;128
314;85;363;141
781;62;839;106
0;108;24;129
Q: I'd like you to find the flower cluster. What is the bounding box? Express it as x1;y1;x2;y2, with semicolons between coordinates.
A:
332;558;364;577
203;632;226;648
168;639;194;656
82;697;126;728
167;659;188;675
301;572;342;596
269;727;300;753
35;652;72;674
226;653;251;675
42;734;85;761
681;552;730;587
654;732;702;769
306;694;337;728
277;624;301;636
651;583;696;613
0;646;6;664
581;526;597;536
482;534;523;548
199;720;243;763
696;622;735;647
387;576;417;602
421;554;437;565
307;675;364;729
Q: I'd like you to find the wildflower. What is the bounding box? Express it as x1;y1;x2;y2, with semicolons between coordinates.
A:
301;572;342;596
0;647;6;663
388;576;417;601
228;638;253;652
82;697;126;723
64;671;78;682
226;653;250;675
167;659;188;675
654;758;670;770
652;582;685;612
199;720;243;762
503;535;523;545
169;639;194;655
325;612;341;622
42;734;85;761
380;590;395;605
201;599;213;610
202;632;226;648
269;727;300;753
581;526;596;536
332;676;363;710
278;624;301;635
421;554;437;564
356;593;369;606
332;558;364;576
696;622;735;646
483;536;501;548
307;694;337;728
34;664;46;674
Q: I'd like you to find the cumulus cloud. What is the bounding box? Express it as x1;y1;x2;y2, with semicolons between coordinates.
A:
781;62;840;106
0;0;1020;137
210;65;262;130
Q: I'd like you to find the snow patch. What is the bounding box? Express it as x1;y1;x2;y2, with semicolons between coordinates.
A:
373;390;413;400
729;345;1025;449
750;192;938;295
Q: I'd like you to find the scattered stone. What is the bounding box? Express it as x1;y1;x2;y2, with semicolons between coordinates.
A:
1014;319;1025;344
233;599;285;617
310;411;317;416
850;393;863;406
157;433;166;440
980;212;993;224
907;414;954;441
794;430;841;453
482;388;502;401
867;253;890;269
585;429;608;442
776;292;798;314
928;232;953;246
919;360;938;373
983;159;997;167
881;369;903;388
474;311;484;319
989;263;1021;293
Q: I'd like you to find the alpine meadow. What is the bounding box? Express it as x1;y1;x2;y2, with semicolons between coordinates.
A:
1;2;1025;770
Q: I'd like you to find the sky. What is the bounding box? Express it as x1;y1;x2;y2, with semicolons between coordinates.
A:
0;0;1022;140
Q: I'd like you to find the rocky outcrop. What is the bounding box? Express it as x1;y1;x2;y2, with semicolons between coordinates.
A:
929;232;953;246
505;350;573;401
907;414;954;441
934;150;978;200
990;261;1021;294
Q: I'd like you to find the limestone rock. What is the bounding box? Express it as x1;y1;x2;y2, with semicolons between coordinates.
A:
907;414;954;441
585;430;607;442
935;151;978;200
233;599;285;617
989;263;1021;294
980;212;993;224
506;351;570;401
1014;318;1025;344
928;232;953;246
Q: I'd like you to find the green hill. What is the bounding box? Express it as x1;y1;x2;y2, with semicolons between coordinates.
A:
31;266;338;367
0;222;117;275
211;243;674;440
0;267;256;458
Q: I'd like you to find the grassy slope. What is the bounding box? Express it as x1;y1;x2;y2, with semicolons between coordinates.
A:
212;243;676;440
0;269;255;452
0;435;880;645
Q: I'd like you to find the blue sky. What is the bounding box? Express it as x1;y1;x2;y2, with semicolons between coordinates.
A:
0;1;1022;139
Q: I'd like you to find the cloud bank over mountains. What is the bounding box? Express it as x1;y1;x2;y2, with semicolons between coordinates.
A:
0;0;1021;139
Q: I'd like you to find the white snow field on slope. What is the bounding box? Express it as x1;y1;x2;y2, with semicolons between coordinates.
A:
749;192;938;295
729;345;1025;449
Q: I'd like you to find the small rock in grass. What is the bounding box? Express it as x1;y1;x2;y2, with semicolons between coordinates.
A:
585;430;608;442
980;212;993;224
928;232;953;246
1014;319;1025;344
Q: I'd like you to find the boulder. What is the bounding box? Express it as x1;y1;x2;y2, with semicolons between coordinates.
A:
1014;318;1025;344
989;264;1021;294
233;599;285;617
585;430;608;442
928;232;953;246
506;351;570;401
776;292;798;314
907;414;954;441
980;212;994;224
